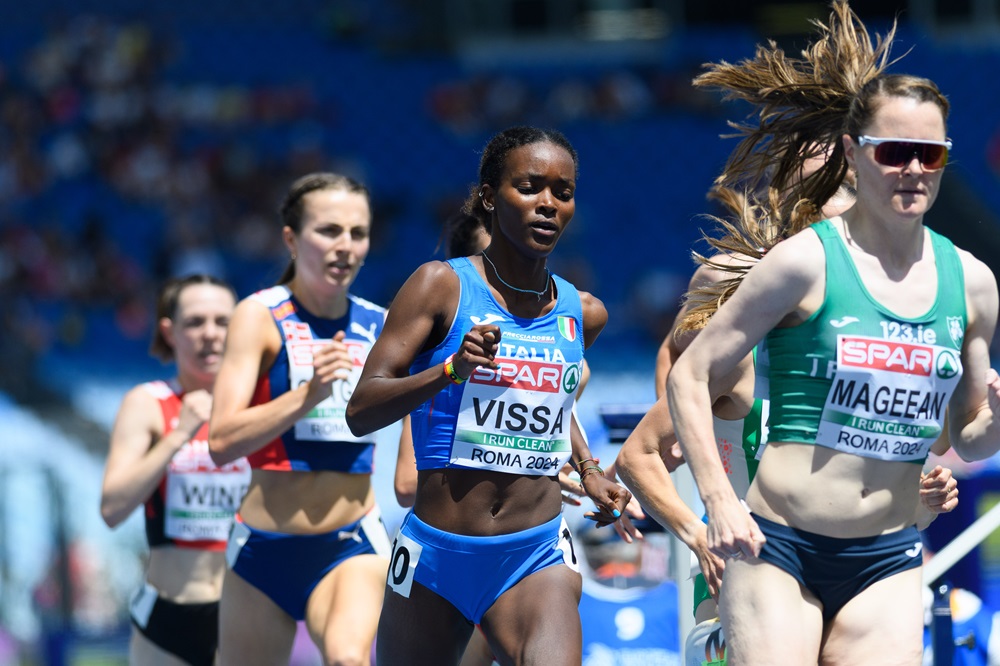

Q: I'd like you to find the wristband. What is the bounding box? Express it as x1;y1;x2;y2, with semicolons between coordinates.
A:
443;354;467;385
574;457;599;472
579;465;604;483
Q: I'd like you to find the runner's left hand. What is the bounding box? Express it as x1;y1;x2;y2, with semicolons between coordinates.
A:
581;473;641;543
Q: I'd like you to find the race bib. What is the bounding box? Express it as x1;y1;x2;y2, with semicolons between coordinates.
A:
164;469;248;542
557;517;581;573
685;618;726;666
226;520;251;568
129;583;158;629
387;529;423;598
816;335;961;462
287;339;375;443
450;358;578;475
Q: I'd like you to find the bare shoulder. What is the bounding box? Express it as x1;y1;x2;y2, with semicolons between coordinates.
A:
689;260;729;289
228;296;281;351
956;247;998;296
578;289;608;348
693;252;757;287
955;247;999;324
120;382;160;412
578;290;608;326
751;226;825;283
714;227;825;328
406;259;461;291
390;260;460;314
232;295;276;326
111;382;163;435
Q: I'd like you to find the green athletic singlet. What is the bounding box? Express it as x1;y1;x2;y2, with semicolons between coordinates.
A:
765;219;966;464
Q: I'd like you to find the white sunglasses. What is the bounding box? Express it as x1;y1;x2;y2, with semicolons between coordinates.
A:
857;135;953;170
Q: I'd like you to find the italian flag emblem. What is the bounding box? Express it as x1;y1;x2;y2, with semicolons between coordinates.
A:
558;316;577;342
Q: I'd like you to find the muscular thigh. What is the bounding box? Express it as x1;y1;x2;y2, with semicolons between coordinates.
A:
821;567;923;666
719;558;823;666
306;553;387;662
218;570;296;666
376;580;475;666
481;564;582;666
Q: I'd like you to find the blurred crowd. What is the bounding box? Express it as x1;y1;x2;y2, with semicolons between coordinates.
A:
0;16;378;383
426;64;719;135
0;13;720;391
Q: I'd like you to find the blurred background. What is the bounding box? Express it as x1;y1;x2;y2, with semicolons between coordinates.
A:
2;0;1000;663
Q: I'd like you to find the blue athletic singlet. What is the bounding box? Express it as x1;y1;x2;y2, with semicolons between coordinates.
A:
408;257;585;476
142;380;250;551
247;285;385;473
765;219;966;464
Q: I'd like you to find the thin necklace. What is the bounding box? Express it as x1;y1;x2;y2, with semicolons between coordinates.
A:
481;251;550;300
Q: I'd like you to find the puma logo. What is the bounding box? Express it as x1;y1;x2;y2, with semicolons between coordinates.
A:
470;313;506;326
906;543;923;558
829;316;860;328
350;321;378;345
338;525;364;543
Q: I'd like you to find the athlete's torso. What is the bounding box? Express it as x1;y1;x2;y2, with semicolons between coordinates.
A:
142;380;250;552
410;257;587;535
247;285;385;473
410;257;585;477
766;219;966;465
749;220;967;536
142;379;249;602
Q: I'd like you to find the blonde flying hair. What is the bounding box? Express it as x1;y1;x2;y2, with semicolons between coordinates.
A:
678;0;948;333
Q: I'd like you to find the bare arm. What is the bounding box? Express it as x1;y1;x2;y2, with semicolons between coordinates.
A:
616;397;724;594
101;386;210;527
346;262;486;435
617;399;699;538
654;336;678;401
573;292;635;525
209;299;353;465
669;232;823;558
930;412;952;456
947;253;1000;462
393;414;416;507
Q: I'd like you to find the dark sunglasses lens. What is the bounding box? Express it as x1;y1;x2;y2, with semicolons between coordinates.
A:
873;142;948;169
920;144;948;169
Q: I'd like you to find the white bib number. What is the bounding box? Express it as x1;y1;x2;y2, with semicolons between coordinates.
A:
387;530;423;598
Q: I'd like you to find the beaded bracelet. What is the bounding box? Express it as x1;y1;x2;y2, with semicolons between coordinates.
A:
443;353;467;385
579;465;604;483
